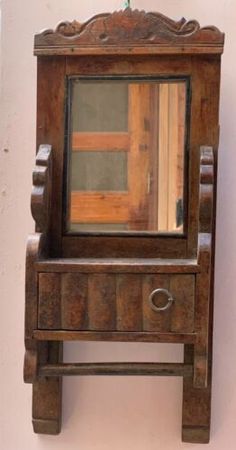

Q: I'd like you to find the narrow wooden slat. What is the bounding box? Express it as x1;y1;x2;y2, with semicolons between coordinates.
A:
72;132;129;151
128;83;150;230
36;258;200;273
158;84;169;231
61;273;88;329
88;274;116;330
170;274;195;333
33;330;197;343
116;275;142;331
39;362;193;377
38;274;61;329
70;192;129;223
168;83;179;231
142;274;171;332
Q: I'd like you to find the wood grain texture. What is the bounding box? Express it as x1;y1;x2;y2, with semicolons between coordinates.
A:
31;145;52;232
182;147;215;443
35;258;200;273
25;8;224;441
37;272;195;334
33;330;197;344
116;275;142;331
72;132;129;151
32;341;62;435
36;57;66;256
38;273;61;329
71;192;129;223
88;274;116;330
61;273;88;329
143;274;195;333
39;362;193;377
34;9;224;56
24;233;48;383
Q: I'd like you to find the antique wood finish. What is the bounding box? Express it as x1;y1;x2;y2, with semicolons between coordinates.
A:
37;272;195;333
34;330;197;344
39;362;193;377
24;8;224;443
182;147;215;443
34;9;224;56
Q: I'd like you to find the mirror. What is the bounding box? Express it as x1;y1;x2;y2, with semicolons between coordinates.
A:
66;78;187;234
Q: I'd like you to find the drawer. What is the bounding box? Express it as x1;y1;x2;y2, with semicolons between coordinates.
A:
38;273;195;333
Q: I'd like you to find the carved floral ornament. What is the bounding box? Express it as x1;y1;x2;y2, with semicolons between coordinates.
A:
34;8;224;55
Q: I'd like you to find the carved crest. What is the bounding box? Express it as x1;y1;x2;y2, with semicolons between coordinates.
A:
34;8;224;55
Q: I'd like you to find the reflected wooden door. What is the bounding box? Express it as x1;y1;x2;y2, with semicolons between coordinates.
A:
68;80;185;233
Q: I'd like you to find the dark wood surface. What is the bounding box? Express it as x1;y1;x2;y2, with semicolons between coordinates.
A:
37;272;195;333
39;362;193;377
31;145;52;232
35;257;200;273
24;7;224;442
33;330;197;344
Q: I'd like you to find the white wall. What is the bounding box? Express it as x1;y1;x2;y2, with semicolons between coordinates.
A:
1;1;236;449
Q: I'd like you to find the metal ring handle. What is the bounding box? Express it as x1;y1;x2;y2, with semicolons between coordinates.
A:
148;288;174;312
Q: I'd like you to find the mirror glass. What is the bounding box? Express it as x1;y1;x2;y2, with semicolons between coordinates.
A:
66;78;187;234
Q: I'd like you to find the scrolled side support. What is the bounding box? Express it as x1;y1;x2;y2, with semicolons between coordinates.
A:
31;144;52;232
182;146;215;444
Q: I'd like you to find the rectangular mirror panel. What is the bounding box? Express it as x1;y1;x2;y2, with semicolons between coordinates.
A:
66;79;187;234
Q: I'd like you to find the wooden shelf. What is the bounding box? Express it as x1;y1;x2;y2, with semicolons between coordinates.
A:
35;258;200;274
34;330;197;344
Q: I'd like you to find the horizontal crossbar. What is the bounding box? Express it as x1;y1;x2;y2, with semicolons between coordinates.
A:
39;362;193;377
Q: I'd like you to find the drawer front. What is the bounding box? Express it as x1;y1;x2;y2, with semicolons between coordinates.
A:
38;273;195;333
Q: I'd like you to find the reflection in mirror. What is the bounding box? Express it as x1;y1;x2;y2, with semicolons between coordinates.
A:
67;79;187;234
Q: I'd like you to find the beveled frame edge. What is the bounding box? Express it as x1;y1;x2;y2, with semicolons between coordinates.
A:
34;9;224;56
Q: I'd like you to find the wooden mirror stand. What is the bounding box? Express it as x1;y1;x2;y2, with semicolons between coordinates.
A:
24;9;224;443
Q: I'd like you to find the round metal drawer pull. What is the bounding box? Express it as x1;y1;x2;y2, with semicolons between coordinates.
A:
148;288;174;312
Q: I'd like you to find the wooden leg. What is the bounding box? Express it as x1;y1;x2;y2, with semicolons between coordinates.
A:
182;345;211;443
32;341;63;435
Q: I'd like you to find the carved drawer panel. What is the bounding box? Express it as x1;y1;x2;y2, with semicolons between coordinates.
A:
38;273;195;333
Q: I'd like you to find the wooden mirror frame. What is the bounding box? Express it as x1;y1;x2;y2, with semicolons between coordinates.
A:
24;9;224;443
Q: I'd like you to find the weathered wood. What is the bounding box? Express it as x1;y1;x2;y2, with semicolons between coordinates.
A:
143;274;171;332
88;274;116;330
34;9;224;56
31;145;52;232
170;275;195;333
24;233;47;382
199;146;214;233
182;345;211;444
35;258;200;273
33;330;197;344
71;192;129;223
143;274;195;333
32;342;62;435
61;273;88;329
62;235;187;258
37;272;195;333
72;132;129;151
38;273;61;329
181;147;215;443
36;56;66;256
116;275;142;331
25;7;224;441
39;362;193;377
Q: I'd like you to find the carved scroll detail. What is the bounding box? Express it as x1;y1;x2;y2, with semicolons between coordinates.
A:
31;145;52;232
34;9;224;55
199;146;214;234
194;146;215;389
